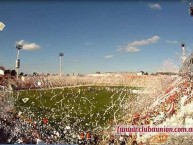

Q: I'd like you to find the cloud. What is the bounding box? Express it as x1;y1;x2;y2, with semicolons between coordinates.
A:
117;35;160;52
165;40;178;44
16;40;41;51
105;55;114;59
148;3;162;10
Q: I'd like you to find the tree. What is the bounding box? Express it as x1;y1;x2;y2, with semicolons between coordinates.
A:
10;70;16;76
19;72;24;76
140;71;144;75
33;72;38;76
144;72;148;75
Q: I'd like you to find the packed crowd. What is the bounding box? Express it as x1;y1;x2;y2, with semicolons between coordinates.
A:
0;112;102;144
1;74;191;144
9;74;174;90
106;75;193;144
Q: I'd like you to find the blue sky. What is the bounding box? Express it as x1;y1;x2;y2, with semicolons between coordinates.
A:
0;0;193;74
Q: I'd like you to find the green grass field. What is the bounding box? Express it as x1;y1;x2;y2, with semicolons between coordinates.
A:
13;86;138;132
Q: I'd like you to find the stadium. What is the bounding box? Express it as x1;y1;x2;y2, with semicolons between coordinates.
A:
1;1;193;145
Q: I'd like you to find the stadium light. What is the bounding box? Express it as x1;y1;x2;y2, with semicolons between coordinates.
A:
181;43;186;64
59;53;64;77
16;44;23;79
189;3;193;16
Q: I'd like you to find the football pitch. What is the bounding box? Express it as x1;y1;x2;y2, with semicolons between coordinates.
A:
13;86;138;132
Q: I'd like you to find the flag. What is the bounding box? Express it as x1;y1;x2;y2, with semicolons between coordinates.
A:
0;22;5;31
22;98;29;103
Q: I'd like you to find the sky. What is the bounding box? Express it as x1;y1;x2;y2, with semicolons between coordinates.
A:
0;0;193;74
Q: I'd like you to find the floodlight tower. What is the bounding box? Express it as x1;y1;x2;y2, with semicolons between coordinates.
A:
59;53;64;77
189;3;193;16
16;44;23;79
181;43;186;64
